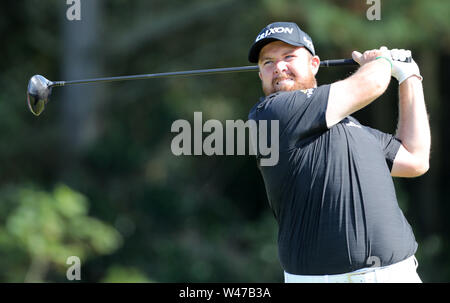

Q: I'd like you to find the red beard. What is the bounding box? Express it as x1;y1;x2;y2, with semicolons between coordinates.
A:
264;72;317;95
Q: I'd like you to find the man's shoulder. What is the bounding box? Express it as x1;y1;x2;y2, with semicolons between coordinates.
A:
252;89;308;109
248;85;331;119
277;85;331;101
248;93;282;119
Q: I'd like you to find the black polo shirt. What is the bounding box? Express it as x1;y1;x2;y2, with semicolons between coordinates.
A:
248;84;417;275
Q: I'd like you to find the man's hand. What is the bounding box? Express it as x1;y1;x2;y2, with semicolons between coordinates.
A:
390;49;423;84
352;46;391;66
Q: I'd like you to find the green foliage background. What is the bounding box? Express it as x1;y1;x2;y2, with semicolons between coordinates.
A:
0;0;449;282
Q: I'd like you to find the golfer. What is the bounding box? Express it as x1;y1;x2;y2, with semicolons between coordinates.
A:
248;22;430;283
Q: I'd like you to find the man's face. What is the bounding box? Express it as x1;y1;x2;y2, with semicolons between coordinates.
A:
258;41;320;96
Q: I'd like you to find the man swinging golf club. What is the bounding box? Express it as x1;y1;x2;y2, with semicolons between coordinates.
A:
248;22;430;283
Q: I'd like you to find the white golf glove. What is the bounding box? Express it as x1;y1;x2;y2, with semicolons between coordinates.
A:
390;48;423;84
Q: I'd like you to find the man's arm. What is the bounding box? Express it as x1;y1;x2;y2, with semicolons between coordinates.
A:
326;47;392;128
391;76;430;177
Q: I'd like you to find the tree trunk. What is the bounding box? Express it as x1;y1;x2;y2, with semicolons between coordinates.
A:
59;0;103;164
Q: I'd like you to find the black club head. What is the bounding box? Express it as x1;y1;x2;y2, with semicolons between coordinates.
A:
27;75;53;116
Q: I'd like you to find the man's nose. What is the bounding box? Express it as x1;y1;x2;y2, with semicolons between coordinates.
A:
274;60;288;74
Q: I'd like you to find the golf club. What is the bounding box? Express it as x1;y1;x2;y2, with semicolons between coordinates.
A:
26;58;358;116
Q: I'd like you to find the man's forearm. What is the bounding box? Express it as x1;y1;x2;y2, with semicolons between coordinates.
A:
395;76;431;164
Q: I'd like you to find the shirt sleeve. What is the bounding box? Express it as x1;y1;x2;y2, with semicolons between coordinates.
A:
363;125;402;171
267;85;330;149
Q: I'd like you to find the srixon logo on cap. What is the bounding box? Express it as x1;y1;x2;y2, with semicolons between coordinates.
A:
255;27;294;42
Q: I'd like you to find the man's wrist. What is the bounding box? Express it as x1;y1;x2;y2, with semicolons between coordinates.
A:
399;74;423;85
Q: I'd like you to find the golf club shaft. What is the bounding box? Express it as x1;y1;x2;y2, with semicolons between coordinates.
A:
49;58;357;87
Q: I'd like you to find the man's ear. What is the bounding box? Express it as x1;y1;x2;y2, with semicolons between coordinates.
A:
311;55;320;76
258;71;262;80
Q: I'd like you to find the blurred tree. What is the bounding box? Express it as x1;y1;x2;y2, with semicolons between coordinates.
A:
0;184;122;282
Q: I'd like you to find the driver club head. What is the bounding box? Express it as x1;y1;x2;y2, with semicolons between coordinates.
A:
27;75;53;116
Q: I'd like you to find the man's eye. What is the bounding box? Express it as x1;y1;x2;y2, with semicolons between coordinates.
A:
264;61;273;66
285;55;295;60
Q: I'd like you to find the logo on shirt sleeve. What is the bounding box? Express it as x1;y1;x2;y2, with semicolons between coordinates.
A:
300;88;315;98
345;120;362;128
